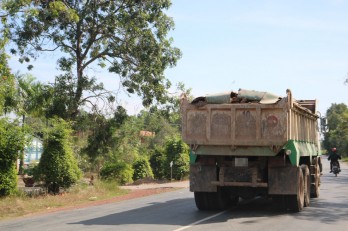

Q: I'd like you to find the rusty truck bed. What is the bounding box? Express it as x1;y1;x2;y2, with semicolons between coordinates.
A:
181;89;319;153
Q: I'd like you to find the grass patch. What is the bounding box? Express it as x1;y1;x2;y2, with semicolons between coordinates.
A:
0;179;128;221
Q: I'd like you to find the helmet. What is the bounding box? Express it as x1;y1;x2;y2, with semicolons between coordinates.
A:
332;147;337;152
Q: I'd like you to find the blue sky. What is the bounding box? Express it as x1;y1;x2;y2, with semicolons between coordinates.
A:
8;0;348;115
165;0;348;114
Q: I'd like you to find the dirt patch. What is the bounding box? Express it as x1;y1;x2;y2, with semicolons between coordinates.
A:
120;180;189;190
19;181;189;219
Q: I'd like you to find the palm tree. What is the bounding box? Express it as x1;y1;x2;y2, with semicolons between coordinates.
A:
15;74;51;174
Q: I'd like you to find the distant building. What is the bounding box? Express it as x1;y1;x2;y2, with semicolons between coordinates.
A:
24;136;43;164
139;130;155;143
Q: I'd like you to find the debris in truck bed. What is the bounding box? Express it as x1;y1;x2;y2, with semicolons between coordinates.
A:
191;88;281;105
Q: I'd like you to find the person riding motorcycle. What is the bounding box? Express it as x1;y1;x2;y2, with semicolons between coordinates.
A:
328;147;341;173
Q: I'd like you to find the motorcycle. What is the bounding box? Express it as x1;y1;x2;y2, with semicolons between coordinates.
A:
332;161;341;177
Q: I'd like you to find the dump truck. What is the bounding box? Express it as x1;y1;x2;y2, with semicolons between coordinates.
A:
181;89;322;212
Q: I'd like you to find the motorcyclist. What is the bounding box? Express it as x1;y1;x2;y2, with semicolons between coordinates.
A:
328;147;341;173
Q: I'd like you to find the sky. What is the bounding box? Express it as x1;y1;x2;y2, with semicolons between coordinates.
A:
8;0;348;115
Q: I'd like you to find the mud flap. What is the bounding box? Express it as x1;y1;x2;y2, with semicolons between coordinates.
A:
190;164;217;192
268;166;298;195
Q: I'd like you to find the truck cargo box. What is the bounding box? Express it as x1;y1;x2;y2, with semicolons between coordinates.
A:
181;89;319;160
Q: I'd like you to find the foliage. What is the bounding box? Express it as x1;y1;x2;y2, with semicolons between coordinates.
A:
4;0;181;119
163;136;189;180
14;75;53;173
0;19;16;115
83;106;129;162
132;156;153;181
0;119;27;197
108;116;142;164
149;147;166;180
0;61;16;115
16;74;53;119
99;161;133;185
35;118;81;194
149;82;192;131
323;103;348;157
136;109;181;150
0;166;17;198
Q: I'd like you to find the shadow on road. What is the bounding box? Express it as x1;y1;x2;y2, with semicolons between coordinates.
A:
70;159;348;227
67;197;288;227
69;198;216;226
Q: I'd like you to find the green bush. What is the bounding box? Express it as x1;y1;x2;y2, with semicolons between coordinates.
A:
149;147;166;180
0;119;27;197
35;118;81;194
100;162;133;185
164;136;189;180
0;166;17;197
132;157;153;181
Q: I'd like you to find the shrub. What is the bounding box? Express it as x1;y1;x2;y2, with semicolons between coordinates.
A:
164;136;189;180
35;118;81;194
149;147;166;179
132;157;153;181
100;162;133;185
0;166;17;196
0;119;27;197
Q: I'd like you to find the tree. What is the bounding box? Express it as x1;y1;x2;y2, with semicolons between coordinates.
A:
164;136;189;180
149;147;166;179
0;118;27;196
323;103;348;156
35;118;81;194
83;106;129;162
0;53;16;115
0;12;17;115
3;0;181;119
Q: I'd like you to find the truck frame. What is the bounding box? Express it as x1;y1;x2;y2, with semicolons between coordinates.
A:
181;89;321;212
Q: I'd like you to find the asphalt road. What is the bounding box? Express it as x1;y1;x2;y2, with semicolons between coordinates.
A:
1;156;347;231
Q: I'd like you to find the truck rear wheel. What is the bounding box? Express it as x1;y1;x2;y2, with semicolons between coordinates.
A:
301;165;311;207
287;167;305;212
194;188;237;210
273;167;304;212
194;192;208;210
311;157;320;198
194;192;225;210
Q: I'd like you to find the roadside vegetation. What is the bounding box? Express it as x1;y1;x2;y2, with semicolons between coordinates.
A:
0;179;128;220
0;0;189;204
322;103;348;157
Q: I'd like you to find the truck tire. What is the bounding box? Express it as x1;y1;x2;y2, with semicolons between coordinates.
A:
194;188;236;210
208;189;228;210
301;164;310;207
194;192;208;210
272;167;305;212
287;166;305;212
194;191;223;210
194;192;225;210
311;157;320;198
272;195;287;211
216;188;239;208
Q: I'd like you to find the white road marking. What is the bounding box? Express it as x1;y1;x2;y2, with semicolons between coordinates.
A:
173;210;227;231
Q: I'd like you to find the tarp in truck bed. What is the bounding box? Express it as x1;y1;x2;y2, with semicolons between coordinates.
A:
191;89;281;105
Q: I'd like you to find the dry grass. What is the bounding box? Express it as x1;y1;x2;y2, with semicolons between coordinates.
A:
0;179;128;221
